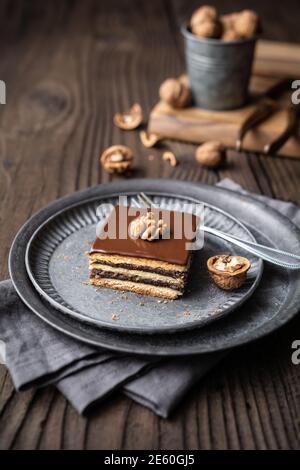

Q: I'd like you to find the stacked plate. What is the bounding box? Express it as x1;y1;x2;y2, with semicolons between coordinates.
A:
9;180;300;356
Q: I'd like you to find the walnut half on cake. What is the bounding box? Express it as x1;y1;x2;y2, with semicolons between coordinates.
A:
89;205;198;300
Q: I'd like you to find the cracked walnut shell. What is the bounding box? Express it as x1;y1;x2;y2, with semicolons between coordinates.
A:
207;255;251;290
159;78;191;109
162;151;177;167
113;103;142;130
100;145;133;174
140;131;161;148
195;141;225;168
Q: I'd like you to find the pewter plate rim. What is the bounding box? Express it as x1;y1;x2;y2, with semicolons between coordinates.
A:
24;195;263;333
8;180;300;356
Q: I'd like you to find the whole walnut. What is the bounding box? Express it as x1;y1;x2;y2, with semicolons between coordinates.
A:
190;5;222;39
234;10;259;38
221;13;241;41
195;141;225;168
192;19;222;39
190;5;218;29
159;78;191;108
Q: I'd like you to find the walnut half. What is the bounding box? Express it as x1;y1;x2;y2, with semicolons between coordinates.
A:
207;255;251;290
114;103;142;130
100;145;133;174
129;211;168;241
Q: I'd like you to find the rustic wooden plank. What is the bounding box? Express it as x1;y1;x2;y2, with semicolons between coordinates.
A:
38;392;68;450
85;396;132;450
149;99;300;159
62;404;88;450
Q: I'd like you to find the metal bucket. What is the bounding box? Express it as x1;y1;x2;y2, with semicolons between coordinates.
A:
181;24;257;110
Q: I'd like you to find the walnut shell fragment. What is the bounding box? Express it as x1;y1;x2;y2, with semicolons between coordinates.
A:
195;141;225;168
159;78;191;108
100;145;133;174
207;255;251;290
162;151;177;167
113;103;142;130
140;131;161;148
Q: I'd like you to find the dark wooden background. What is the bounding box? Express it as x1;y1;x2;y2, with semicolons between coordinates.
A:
1;0;300;450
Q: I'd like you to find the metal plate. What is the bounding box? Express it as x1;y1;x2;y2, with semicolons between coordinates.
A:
25;195;262;333
9;180;300;356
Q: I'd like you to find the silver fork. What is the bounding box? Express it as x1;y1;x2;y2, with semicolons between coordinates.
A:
132;192;300;270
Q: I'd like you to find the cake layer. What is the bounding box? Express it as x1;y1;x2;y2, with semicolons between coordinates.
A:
90;264;186;289
90;277;182;300
89;252;189;274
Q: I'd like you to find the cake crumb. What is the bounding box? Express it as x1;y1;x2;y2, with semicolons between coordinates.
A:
211;309;220;315
63;255;69;261
182;309;190;316
111;314;118;321
139;302;145;306
148;154;155;161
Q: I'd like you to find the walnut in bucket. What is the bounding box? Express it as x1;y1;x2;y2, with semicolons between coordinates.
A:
234;10;260;38
221;10;259;40
100;145;133;174
190;6;260;41
207;255;251;290
190;5;222;39
129;211;168;241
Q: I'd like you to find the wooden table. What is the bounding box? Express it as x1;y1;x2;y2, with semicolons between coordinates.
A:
1;0;300;450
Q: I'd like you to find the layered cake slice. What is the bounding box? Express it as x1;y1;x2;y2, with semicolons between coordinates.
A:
89;205;198;299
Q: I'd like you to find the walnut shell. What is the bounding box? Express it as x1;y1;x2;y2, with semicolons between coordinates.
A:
113;103;142;130
190;6;218;29
140;131;161;148
162;151;177;167
100;145;133;174
207;255;251;290
195;141;225;168
234;10;259;38
159;78;191;108
192;19;222;39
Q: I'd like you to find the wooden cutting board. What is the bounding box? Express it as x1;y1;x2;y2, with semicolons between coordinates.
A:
148;40;300;158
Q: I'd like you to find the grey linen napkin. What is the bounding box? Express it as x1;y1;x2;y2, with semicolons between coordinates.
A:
0;179;299;417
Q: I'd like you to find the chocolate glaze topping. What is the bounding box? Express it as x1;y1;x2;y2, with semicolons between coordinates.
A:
90;206;199;265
